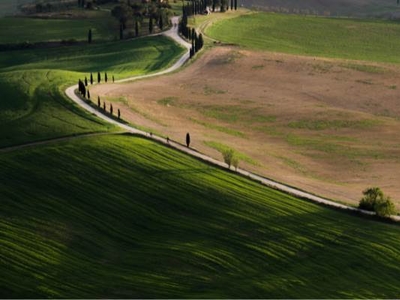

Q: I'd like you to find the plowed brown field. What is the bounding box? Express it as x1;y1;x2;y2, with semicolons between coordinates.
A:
90;46;400;206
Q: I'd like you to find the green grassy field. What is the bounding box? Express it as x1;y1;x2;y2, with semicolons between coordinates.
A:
0;11;118;44
1;134;400;298
206;12;400;63
0;36;184;148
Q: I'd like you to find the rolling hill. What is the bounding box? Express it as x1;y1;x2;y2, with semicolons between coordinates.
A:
1;134;400;298
240;0;400;18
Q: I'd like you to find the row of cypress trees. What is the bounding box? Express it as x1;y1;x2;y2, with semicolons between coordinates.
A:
78;83;121;119
179;12;204;58
81;72;114;87
183;0;238;16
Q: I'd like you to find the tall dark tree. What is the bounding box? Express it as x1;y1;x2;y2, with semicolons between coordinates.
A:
82;84;86;98
149;17;153;34
198;33;204;50
98;96;100;107
103;102;106;111
84;76;88;86
118;109;121;119
90;73;93;85
230;0;233;10
159;15;163;30
78;79;82;94
110;104;113;115
135;20;139;37
234;0;237;10
191;28;196;42
105;72;108;83
87;90;90;99
78;79;86;97
88;28;92;44
119;23;124;40
186;132;191;147
97;72;101;83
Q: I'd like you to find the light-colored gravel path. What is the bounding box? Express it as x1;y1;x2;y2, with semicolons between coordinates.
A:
65;17;399;222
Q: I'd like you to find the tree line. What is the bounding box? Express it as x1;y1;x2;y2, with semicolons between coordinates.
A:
112;1;173;40
183;0;238;16
78;73;121;119
179;10;204;59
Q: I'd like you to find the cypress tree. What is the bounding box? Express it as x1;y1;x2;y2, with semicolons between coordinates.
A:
110;104;113;115
231;0;233;10
98;96;100;107
199;33;204;50
105;72;108;83
87;90;90;99
186;132;191;147
159;15;163;30
103;102;106;111
84;76;88;86
118;109;121;119
119;23;123;40
112;75;115;83
97;72;101;83
88;28;92;44
234;0;237;10
191;28;196;42
149;17;153;34
195;35;199;52
135;20;139;37
90;73;93;85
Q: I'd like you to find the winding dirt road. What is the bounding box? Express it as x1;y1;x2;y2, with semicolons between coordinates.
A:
65;17;399;221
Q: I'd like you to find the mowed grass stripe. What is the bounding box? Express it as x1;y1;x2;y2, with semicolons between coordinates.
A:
1;134;400;298
206;12;400;63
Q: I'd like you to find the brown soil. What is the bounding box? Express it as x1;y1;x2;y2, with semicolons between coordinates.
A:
90;46;400;207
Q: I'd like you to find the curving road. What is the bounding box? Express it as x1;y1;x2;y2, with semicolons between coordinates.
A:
65;17;400;222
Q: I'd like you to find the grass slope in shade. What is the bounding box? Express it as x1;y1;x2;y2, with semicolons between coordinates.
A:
0;36;184;77
206;12;400;63
0;36;184;147
0;13;118;44
0;70;112;148
1;134;400;298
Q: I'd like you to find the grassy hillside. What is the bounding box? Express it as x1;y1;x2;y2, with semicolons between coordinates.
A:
0;10;118;44
241;0;400;18
1;134;400;298
206;12;400;63
0;36;184;148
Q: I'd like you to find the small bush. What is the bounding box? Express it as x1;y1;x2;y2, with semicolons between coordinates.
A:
222;148;234;168
359;187;397;217
222;148;239;170
375;197;396;217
